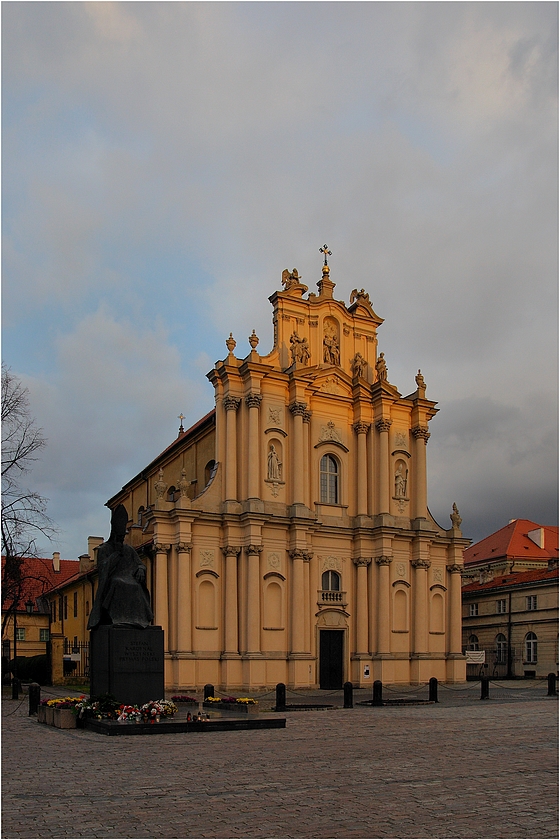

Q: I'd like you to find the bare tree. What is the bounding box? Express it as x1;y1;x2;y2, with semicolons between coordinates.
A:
1;364;56;634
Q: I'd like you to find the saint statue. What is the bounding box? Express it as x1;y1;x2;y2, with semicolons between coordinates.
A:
87;505;153;630
394;464;408;499
267;445;281;480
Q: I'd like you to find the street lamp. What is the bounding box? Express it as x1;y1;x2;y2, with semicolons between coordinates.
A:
25;599;34;615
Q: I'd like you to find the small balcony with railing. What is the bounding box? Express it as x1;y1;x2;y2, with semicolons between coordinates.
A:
317;589;348;608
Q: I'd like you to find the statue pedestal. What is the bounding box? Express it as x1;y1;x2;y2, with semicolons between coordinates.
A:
90;626;164;706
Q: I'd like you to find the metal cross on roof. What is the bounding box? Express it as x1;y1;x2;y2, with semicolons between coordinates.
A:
319;244;332;266
178;413;185;432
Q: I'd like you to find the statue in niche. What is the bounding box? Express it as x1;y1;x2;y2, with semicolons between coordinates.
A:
267;444;282;480
87;505;153;630
394;463;408;499
323;320;340;365
352;352;366;378
376;352;388;381
290;332;310;365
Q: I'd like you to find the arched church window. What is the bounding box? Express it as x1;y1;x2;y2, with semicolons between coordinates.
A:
322;570;340;591
320;454;339;504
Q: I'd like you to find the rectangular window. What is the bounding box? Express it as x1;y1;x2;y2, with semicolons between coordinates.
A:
469;603;478;616
63;596;68;620
15;628;25;641
73;591;78;618
526;596;538;611
496;599;506;614
39;629;50;642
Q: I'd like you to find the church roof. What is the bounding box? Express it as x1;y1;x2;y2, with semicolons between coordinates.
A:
1;556;80;612
463;519;558;566
462;567;558;594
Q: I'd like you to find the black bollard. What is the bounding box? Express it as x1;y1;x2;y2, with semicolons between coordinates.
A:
275;682;286;711
343;681;353;709
28;682;41;716
372;679;383;707
429;677;438;703
480;676;490;700
547;673;557;696
203;683;214;701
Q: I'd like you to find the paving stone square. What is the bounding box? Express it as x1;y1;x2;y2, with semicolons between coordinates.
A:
2;683;557;839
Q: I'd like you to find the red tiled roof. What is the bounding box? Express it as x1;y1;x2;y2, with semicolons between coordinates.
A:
1;556;80;612
464;520;559;565
462;567;559;593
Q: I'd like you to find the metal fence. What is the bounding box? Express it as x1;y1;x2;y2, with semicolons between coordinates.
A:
63;640;89;678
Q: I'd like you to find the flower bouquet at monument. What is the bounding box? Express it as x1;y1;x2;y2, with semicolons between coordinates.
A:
140;699;178;721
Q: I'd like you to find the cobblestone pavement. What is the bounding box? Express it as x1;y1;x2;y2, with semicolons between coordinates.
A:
2;683;557;840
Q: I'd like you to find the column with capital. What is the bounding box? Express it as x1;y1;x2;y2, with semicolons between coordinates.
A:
412;558;431;654
245;394;262;500
289;549;307;653
289;402;307;505
375;555;392;654
375;419;392;514
446;564;463;655
176;543;193;653
154;543;171;645
222;546;241;654
354;557;371;654
303;410;312;509
354;423;370;516
411;425;430;519
224;397;240;501
246;545;263;653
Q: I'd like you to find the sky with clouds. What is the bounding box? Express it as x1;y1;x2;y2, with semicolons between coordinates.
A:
2;2;558;559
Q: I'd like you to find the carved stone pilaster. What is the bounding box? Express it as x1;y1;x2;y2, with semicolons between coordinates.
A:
153;543;171;554
303;410;312;424
375;555;392;566
411;559;431;570
222;545;241;557
246;544;263;556
289;401;307;417
353;556;372;567
375;419;392;434
245;393;262;409
223;396;241;412
303;552;313;563
353;422;371;435
411;425;430;442
176;543;192;554
446;563;463;574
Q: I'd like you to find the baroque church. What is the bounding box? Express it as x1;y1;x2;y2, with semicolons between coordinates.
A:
107;253;468;691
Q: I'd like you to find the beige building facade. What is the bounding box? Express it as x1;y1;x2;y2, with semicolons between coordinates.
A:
108;259;468;691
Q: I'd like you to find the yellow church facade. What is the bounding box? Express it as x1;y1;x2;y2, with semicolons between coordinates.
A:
108;258;468;691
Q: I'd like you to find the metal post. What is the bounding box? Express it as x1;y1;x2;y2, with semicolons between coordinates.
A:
11;610;18;700
275;682;286;711
28;682;41;715
429;677;438;703
343;681;353;708
547;673;557;696
372;679;383;706
480;676;490;700
203;683;214;701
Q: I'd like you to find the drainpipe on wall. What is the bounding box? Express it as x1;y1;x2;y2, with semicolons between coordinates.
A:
506;589;513;679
